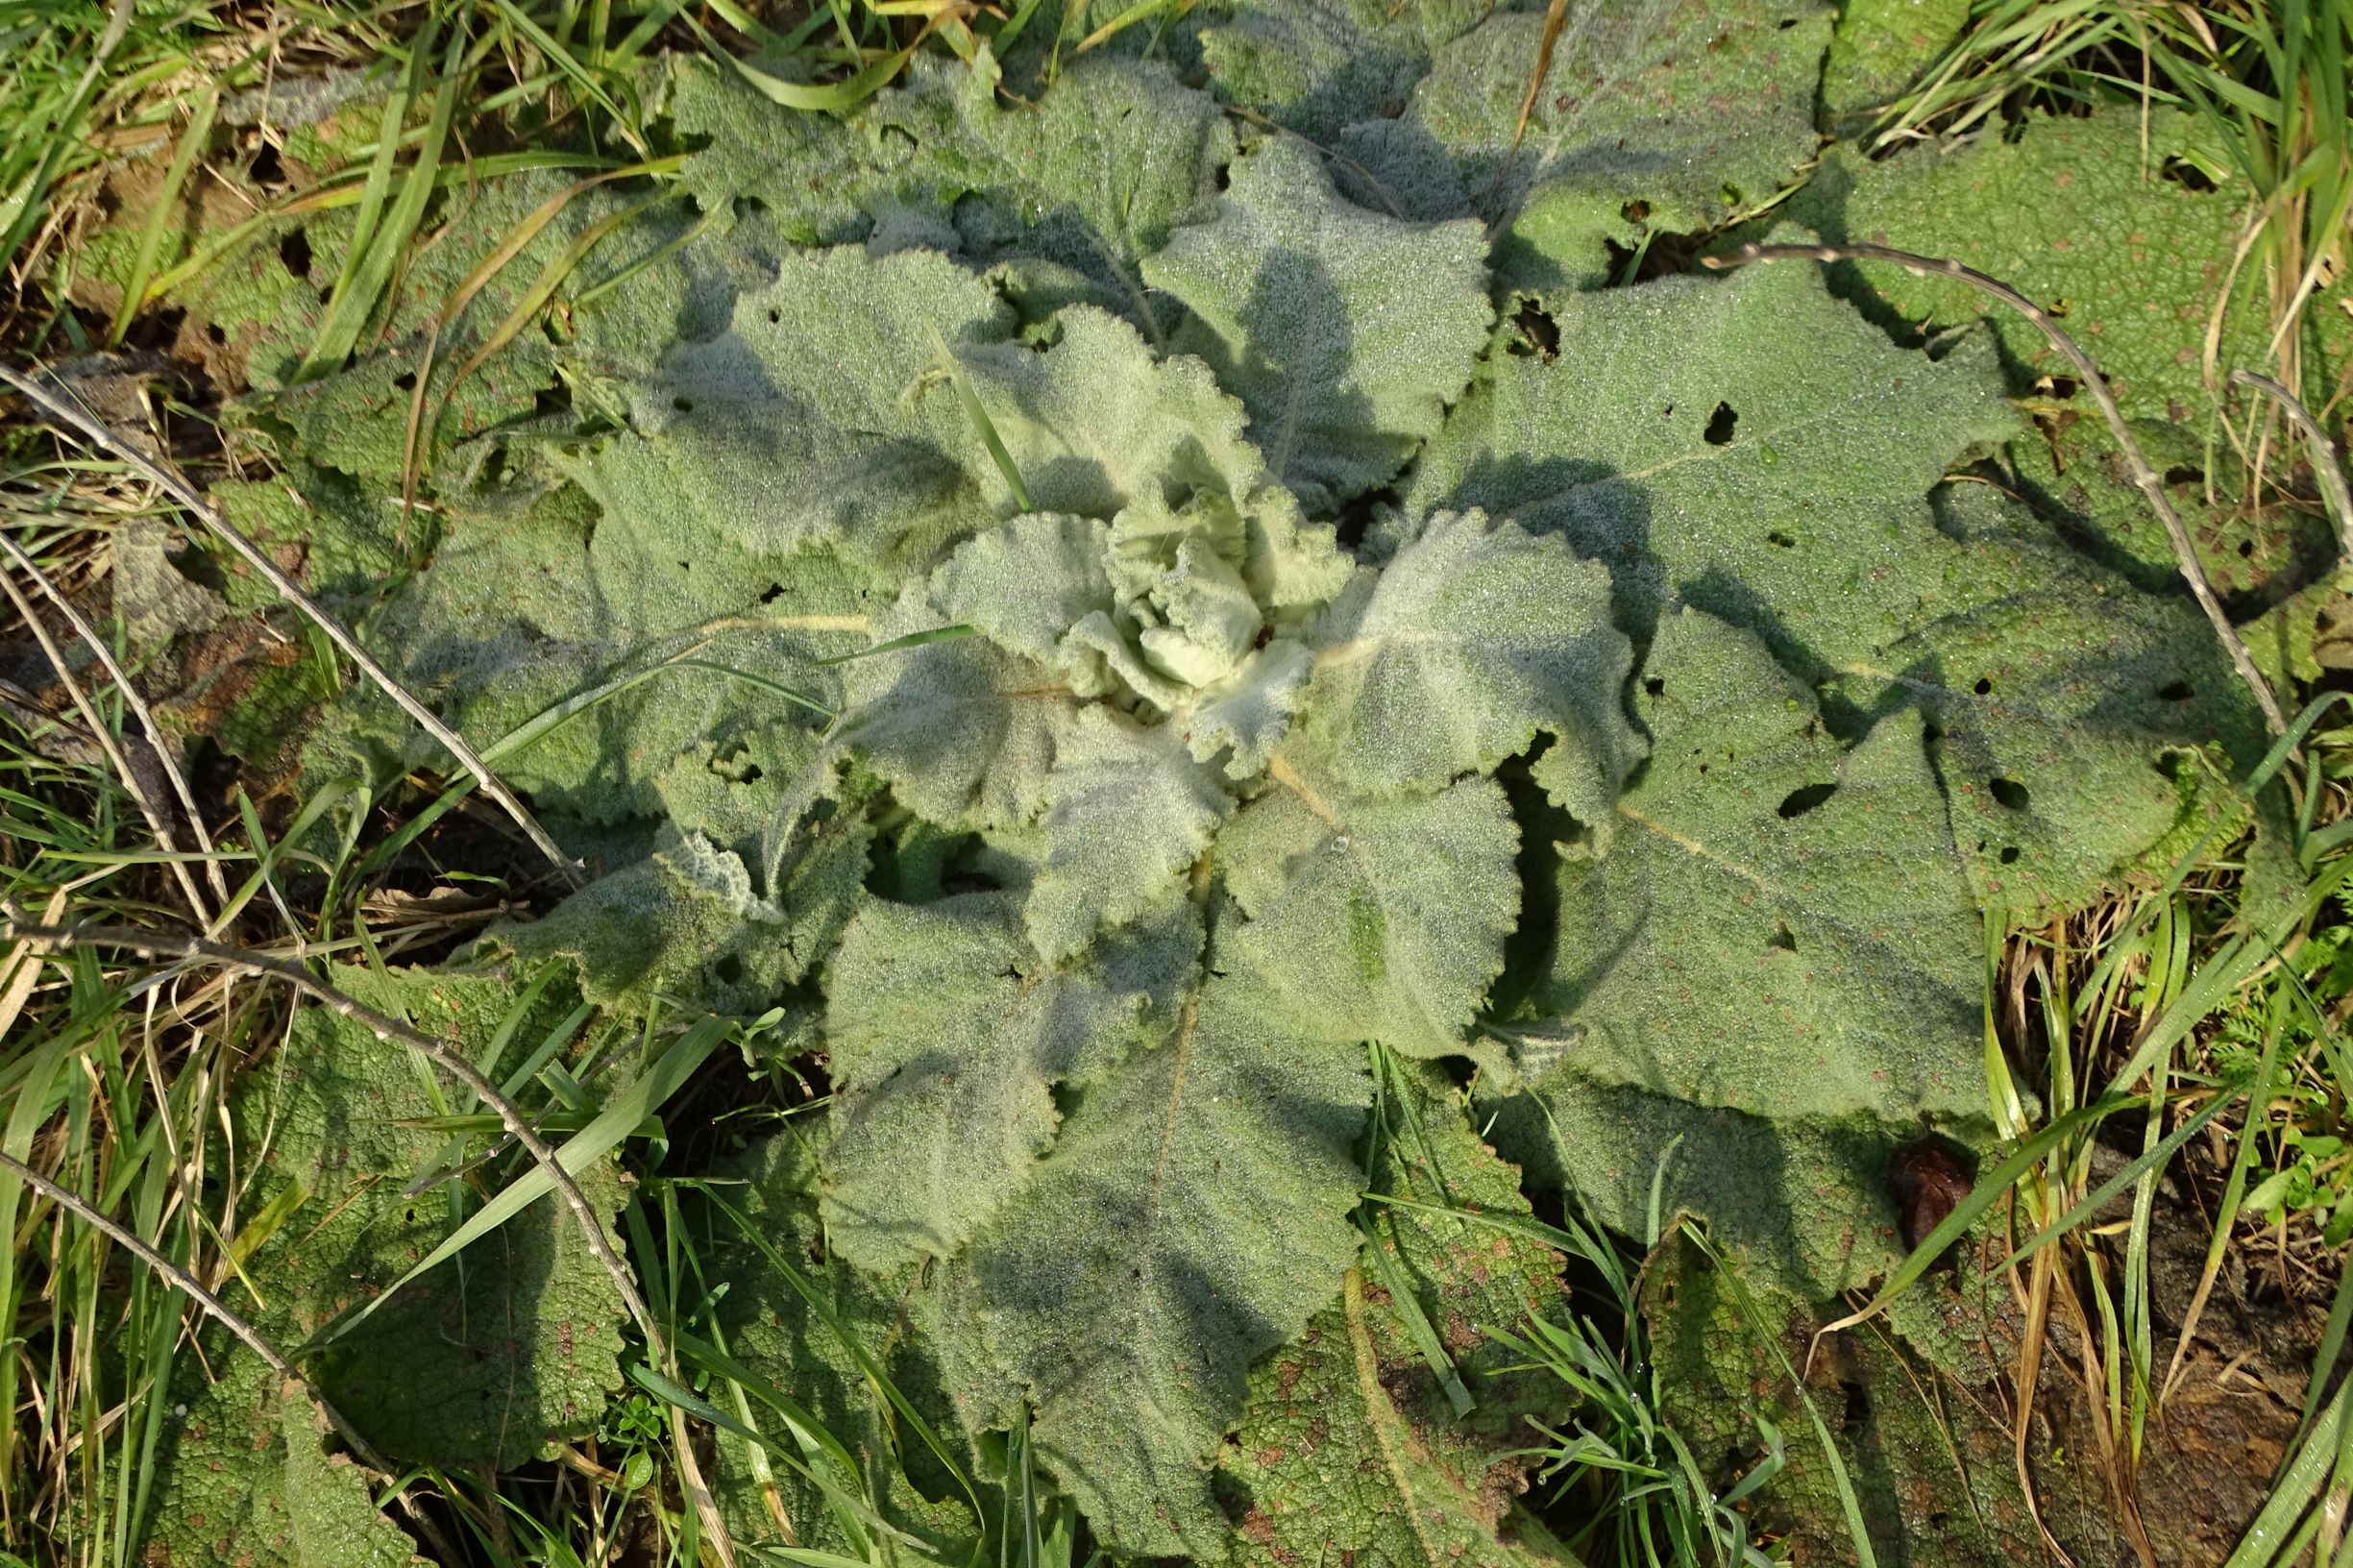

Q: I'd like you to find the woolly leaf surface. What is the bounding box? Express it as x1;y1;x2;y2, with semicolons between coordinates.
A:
145;1349;428;1568
1535;608;1983;1123
924;969;1370;1556
1383;0;1829;282
1142;136;1492;512
224;967;629;1467
1027;706;1232;960
821;891;1201;1266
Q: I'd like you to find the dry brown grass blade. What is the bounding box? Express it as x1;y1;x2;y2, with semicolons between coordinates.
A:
2011;1240;2076;1567
0;363;584;888
1703;241;2291;738
0;566;211;922
2229;369;2353;555
0;527;227;903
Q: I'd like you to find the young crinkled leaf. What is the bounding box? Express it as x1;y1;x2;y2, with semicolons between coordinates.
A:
1220;1061;1571;1565
1221;748;1519;1060
1027;706;1232;961
821;892;1199;1267
1141;135;1492;512
951;305;1281;526
144;1350;427;1568
1413;257;2260;912
923;968;1371;1557
1304;509;1644;836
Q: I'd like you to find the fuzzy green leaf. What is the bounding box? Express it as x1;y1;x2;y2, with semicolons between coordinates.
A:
836;587;1077;830
1196;0;1493;142
1783;108;2353;421
1305;509;1644;831
1143;136;1492;511
672;49;1233;332
926;971;1371;1556
1529;608;1984;1125
821;891;1200;1266
1224;750;1519;1059
1379;0;1830;282
1414;257;2260;912
242;968;630;1467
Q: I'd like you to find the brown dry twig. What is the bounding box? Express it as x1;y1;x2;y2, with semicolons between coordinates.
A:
0;363;584;887
1703;241;2291;738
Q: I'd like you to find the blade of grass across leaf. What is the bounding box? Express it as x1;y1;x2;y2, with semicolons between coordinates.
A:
1356;1212;1476;1416
938;332;1031;511
813;624;977;666
1689;1223;1879;1568
300;17;463;381
139;151;634;305
397;160;682;539
356;646;829;882
694;1183;986;1528
106;81;217;348
316;1014;730;1345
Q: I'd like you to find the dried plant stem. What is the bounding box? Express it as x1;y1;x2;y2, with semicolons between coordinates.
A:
1703;241;2290;738
0;1149;385;1469
0;569;212;922
0;364;584;887
0;528;227;903
0;920;657;1347
1;917;737;1559
2227;370;2353;558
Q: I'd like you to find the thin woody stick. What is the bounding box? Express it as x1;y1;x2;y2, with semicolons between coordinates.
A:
0;364;583;887
0;921;655;1346
1702;241;2290;738
0;528;228;904
0;1149;385;1469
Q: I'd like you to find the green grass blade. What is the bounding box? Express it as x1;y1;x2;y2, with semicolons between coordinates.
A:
315;1016;729;1345
105;80;217;347
298;20;465;380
